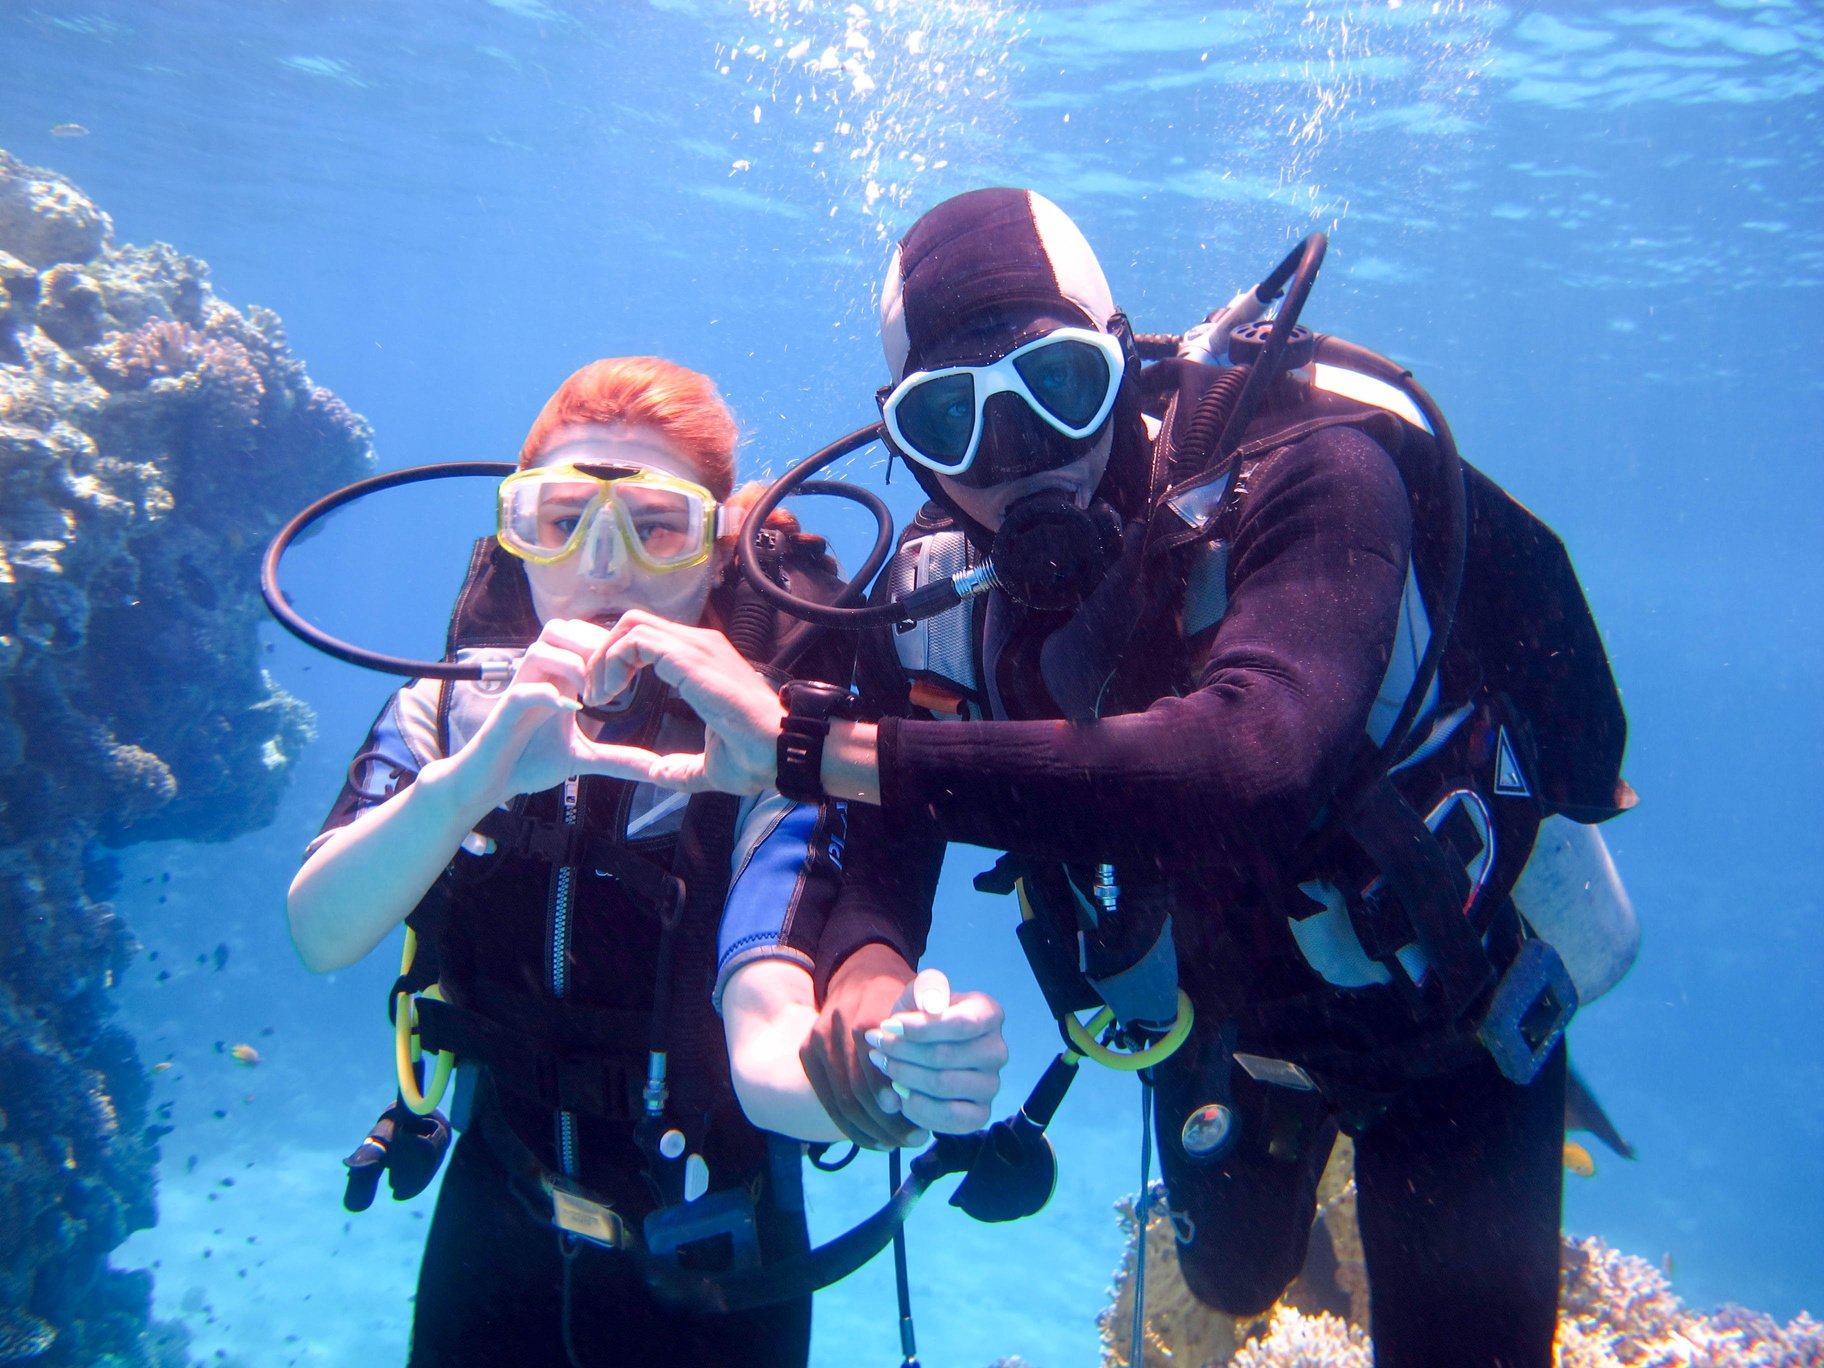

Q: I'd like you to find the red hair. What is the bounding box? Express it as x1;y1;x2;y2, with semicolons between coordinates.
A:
519;356;738;500
520;356;826;563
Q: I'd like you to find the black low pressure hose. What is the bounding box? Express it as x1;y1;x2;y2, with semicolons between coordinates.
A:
736;426;960;632
765;478;896;671
1209;232;1328;467
1174;363;1251;480
261;461;516;681
264;459;897;679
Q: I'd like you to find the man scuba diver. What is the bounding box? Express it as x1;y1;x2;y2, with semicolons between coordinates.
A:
583;189;1635;1368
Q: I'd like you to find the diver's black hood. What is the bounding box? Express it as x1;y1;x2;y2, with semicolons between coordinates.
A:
880;187;1121;381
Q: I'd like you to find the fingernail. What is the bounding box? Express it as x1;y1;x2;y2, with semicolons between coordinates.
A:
863;1030;883;1050
876;1019;905;1038
867;1049;889;1073
913;971;950;1015
558;698;584;713
890;1082;911;1101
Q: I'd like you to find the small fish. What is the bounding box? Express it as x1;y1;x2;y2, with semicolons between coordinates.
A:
213;942;230;972
229;1044;261;1067
151;1061;174;1075
51;122;89;138
1563;1139;1596;1178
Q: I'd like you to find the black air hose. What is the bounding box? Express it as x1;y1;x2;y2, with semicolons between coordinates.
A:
1174;365;1251;478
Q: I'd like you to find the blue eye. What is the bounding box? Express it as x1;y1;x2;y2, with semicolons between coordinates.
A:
1014;340;1110;427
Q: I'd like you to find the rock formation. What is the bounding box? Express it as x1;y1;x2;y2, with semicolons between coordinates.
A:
0;148;372;1367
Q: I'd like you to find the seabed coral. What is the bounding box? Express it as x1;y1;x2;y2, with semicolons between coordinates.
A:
1091;1139;1823;1368
0;149;372;1366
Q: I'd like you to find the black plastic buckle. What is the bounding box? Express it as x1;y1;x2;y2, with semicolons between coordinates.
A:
643;1188;761;1273
1477;939;1578;1085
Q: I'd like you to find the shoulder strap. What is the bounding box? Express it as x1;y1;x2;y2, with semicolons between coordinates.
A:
446;536;542;653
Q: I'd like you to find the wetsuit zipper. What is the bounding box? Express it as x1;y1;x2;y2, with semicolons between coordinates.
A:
551;775;581;1177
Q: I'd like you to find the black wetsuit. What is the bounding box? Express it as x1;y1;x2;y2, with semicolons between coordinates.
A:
313;546;847;1368
822;406;1567;1367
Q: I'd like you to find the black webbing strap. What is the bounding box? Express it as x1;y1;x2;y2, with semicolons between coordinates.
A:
642;1133;982;1314
1344;775;1493;1019
416;997;642;1120
474;808;685;925
478;1091;981;1315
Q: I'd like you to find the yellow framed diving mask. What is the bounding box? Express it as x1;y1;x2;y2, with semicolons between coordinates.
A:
495;463;725;576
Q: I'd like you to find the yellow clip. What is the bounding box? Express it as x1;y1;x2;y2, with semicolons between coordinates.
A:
549;1185;631;1248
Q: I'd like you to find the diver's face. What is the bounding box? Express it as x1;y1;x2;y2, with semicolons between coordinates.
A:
917;307;1116;532
519;423;724;628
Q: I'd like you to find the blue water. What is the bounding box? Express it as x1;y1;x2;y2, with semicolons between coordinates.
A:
3;1;1820;1364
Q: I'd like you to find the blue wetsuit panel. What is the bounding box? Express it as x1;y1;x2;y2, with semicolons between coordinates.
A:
716;801;824;1004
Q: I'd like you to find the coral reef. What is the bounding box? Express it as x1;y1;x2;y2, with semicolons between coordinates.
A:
1096;1145;1824;1368
0;148;372;1366
1556;1238;1823;1368
1227;1308;1369;1368
1099;1140;1363;1368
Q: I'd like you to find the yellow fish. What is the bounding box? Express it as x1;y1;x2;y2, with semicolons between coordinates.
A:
229;1044;262;1067
150;1061;174;1075
1563;1140;1596;1178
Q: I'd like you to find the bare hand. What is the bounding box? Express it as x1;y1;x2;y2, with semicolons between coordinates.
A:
864;970;1008;1136
800;944;925;1150
447;619;640;808
576;609;784;795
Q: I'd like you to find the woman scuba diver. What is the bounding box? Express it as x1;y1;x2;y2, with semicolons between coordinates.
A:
285;357;1008;1367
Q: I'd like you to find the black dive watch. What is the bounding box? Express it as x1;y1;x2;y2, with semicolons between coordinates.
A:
776;680;861;803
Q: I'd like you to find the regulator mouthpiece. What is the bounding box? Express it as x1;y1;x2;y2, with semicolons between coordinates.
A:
987;490;1123;612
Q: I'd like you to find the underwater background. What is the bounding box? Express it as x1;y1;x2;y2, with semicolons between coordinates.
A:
0;1;1819;1364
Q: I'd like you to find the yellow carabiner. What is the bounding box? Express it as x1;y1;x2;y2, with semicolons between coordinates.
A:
394;927;455;1116
1061;991;1196;1072
1017;876;1196;1072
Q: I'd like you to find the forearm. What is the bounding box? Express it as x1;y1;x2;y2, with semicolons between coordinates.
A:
722;961;845;1142
874;684;1354;865
287;756;498;972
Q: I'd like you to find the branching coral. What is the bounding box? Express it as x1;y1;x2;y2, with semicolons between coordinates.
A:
1228;1308;1370;1368
1556;1237;1824;1368
89;318;265;436
0;147;371;1367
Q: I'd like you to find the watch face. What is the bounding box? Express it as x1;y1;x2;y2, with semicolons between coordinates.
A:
785;680;855;719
